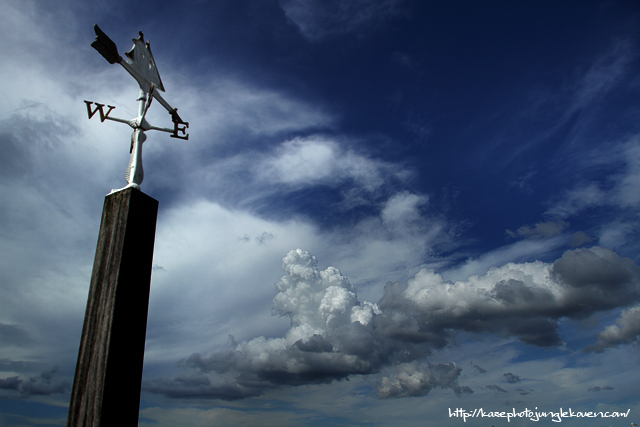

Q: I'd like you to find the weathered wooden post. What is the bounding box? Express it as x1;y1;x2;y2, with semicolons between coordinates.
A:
67;188;157;426
67;25;188;427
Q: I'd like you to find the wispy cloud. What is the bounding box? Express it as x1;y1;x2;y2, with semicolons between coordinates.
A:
506;220;569;239
476;38;636;170
279;0;408;41
568;39;635;114
543;135;640;253
546;184;607;219
256;136;392;190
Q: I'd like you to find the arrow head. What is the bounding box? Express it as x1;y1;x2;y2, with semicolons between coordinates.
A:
123;34;165;92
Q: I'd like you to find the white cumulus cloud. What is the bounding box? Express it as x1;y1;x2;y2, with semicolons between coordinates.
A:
144;246;640;400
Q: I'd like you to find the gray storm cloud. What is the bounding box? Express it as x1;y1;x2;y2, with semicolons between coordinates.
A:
378;246;640;347
0;367;70;397
586;305;640;352
503;372;521;384
145;246;640;400
376;362;472;398
146;249;427;400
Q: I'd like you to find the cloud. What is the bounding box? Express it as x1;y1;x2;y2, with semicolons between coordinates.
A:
503;372;521;383
569;231;594;247
0;359;40;373
612;138;640;208
382;246;640;347
531;135;640;256
380;192;426;225
506;220;569;239
508;171;537;194
256;136;394;191
546;184;607;219
139;405;308;427
0;366;70;397
186;78;335;142
0;376;22;391
552;246;640;289
588;385;614;392
586;305;640;352
475;38;636;173
1;4;451;395
375;362;472;398
443;237;565;283
255;232;275;245
279;0;408;42
145;246;640;400
544;137;640;233
473;364;487;374
145;249;434;400
198;134;422;233
0;323;32;346
598;222;637;250
0;1;347;375
145;249;370;399
485;384;508;394
144;375;264;400
568;38;634;114
142;178;449;367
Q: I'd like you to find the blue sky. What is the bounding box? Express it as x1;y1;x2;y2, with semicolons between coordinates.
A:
1;0;640;426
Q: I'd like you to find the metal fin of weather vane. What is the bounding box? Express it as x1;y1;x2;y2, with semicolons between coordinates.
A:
85;24;189;192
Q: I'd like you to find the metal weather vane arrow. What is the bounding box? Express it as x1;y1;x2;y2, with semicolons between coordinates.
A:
85;24;189;192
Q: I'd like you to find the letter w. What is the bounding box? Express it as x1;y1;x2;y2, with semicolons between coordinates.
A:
84;101;115;122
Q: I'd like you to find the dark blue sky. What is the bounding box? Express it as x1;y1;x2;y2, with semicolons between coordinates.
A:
95;0;640;260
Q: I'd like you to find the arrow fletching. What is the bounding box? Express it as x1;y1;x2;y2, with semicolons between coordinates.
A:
91;24;121;64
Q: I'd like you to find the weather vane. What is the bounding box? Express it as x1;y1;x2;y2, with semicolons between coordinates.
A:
85;24;189;192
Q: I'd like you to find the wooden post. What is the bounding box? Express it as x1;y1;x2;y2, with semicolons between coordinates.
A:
67;188;158;427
